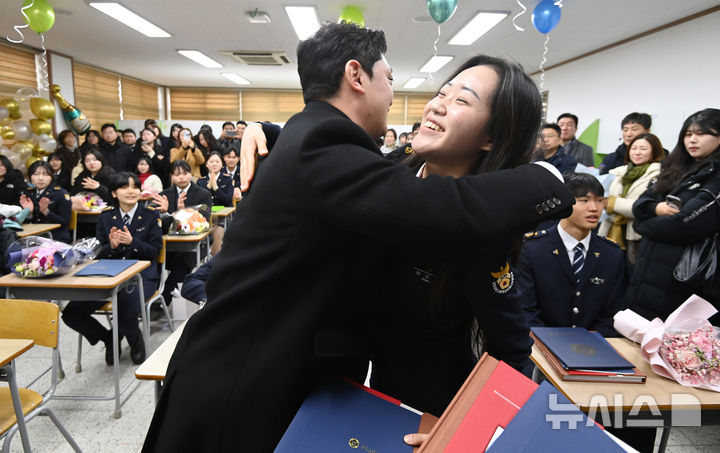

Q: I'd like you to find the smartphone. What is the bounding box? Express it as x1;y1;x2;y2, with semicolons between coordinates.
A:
182;131;192;139
142;141;149;146
226;130;237;137
666;195;683;210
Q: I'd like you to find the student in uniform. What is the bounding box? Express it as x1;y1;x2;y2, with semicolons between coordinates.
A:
0;155;27;206
62;171;163;365
48;152;72;192
19;161;72;243
222;147;242;200
196;151;234;207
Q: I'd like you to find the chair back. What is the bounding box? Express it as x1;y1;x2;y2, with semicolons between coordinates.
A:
0;299;60;348
157;237;167;264
68;209;78;231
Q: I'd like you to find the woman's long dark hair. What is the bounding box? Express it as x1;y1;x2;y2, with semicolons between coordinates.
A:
653;108;720;195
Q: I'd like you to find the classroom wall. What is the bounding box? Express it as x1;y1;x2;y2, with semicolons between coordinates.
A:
540;10;720;157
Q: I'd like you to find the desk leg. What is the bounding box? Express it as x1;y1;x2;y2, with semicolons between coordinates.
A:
110;287;122;419
4;363;32;452
658;427;670;453
136;274;149;355
154;381;162;405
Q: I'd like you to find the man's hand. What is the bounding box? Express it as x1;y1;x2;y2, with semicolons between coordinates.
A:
152;194;169;212
240;123;269;192
19;194;33;213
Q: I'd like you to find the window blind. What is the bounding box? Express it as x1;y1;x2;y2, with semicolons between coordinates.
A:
73;63;121;128
121;77;159;120
169;88;240;121
241;90;305;123
0;43;37;100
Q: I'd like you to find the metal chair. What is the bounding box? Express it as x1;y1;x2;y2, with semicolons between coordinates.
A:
0;298;83;453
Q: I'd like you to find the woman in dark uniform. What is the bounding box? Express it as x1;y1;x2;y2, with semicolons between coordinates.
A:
62;172;163;365
0;155;27;205
19;161;72;243
71;149;115;202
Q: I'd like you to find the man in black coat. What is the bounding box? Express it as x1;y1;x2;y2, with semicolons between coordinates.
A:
99;123;133;173
143;23;574;452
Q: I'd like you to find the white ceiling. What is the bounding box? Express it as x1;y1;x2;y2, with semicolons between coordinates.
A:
1;0;718;92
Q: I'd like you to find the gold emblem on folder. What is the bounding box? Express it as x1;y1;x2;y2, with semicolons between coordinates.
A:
349;438;360;448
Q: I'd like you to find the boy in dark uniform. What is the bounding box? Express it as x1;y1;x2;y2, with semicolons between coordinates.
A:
20;161;73;243
519;172;627;337
62;171;162;365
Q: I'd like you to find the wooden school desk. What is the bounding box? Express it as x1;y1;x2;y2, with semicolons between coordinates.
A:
0;260;150;418
135;320;187;403
531;337;720;452
211;206;235;229
0;339;35;452
17;223;61;239
163;230;211;270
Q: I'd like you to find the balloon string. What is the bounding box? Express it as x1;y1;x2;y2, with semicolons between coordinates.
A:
118;78;124;120
512;1;527;31
539;34;550;93
554;1;564;7
39;33;49;93
6;0;34;44
427;23;442;85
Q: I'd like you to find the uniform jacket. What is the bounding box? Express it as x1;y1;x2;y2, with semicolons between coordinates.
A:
223;166;241;189
99;137;133;173
627;157;720;321
23;186;72;243
53;169;72;193
196;173;234;207
598;162;661;241
563;138;595;168
371;245;533;416
519;226;626;337
0;170;27;205
96;204;163;282
142;101;574;452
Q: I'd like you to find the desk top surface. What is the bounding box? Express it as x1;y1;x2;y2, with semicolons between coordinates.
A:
135;321;186;380
17;223;61;238
211;207;235;217
163;231;210;242
0;339;34;367
74;209;105;216
0;260;150;289
531;337;720;411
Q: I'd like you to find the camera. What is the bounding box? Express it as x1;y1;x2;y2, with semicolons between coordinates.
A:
226;130;237;137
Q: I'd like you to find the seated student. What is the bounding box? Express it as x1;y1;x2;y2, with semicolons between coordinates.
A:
197;152;234;207
71;149;115;203
222;147;242;199
0;155;27;206
19;161;72;243
532;123;578;175
152;160;212;307
62;172;163;365
48;152;72;192
519;173;626;338
170;128;205;180
135;155;163;194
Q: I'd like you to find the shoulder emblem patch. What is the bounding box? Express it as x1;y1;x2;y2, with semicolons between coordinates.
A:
490;261;514;294
64;193;70;200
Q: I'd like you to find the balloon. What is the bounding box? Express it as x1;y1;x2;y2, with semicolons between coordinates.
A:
34;144;52;157
338;6;365;28
22;0;56;34
30;97;56;119
532;0;562;34
1;126;14;140
10;120;32;141
38;136;57;153
11;141;34;160
0;106;8;121
15;87;39;102
426;0;457;24
0;99;21;119
30;118;52;135
25;155;42;171
0;146;10;158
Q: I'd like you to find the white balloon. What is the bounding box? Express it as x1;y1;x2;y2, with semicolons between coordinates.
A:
39;137;57;152
0;146;10;157
15;87;39;102
0;106;9;121
11;120;32;141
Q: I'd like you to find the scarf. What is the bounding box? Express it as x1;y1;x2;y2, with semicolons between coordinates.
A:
608;163;651;249
138;171;151;187
620;162;651;197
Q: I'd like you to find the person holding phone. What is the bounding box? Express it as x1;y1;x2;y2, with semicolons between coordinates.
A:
170;127;205;179
218;121;240;155
134;127;169;186
627;108;720;322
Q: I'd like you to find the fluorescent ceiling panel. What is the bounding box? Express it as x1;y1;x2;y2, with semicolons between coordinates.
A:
284;6;320;40
419;56;453;73
88;2;170;38
403;78;426;89
222;73;251;85
448;11;508;46
178;50;223;68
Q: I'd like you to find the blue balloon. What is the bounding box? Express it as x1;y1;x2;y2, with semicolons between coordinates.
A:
426;0;458;24
532;0;561;34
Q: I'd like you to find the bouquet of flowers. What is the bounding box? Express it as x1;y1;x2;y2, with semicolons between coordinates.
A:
73;191;107;211
7;237;102;278
169;205;210;234
614;295;720;392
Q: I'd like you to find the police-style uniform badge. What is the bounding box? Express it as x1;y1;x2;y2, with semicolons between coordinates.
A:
491;261;514;294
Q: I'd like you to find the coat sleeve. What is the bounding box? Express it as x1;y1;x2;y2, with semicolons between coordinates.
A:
180;257;214;303
170;147;186;162
96;213;118;258
216;176;234;206
297;119;574;258
40;191;71;228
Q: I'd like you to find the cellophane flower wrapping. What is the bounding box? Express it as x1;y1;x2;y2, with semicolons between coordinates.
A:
75;191;107;211
169;205;209;234
8;236;102;278
614;295;720;392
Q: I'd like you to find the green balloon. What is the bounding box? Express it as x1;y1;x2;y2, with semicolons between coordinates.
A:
338;6;365;28
426;0;458;24
23;0;56;34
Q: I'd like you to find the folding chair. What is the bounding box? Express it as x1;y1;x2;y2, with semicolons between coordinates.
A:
0;299;82;453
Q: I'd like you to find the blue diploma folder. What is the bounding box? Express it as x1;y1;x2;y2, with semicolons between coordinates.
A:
531;327;634;370
274;377;420;453
486;381;624;452
74;259;138;277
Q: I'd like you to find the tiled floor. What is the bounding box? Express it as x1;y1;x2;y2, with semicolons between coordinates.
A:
2;298;719;452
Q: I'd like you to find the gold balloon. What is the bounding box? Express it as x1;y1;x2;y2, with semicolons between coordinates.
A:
33;144;52;157
0;99;21;119
1;126;14;140
25;155;42;170
30;118;53;135
30;97;56;120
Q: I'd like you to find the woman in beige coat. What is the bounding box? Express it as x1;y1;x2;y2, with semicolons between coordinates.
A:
599;133;664;265
170;127;206;179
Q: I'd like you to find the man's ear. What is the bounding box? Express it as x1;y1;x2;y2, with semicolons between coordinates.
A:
344;60;365;95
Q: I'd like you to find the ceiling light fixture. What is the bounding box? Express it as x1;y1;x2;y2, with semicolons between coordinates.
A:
448;11;508;46
246;10;271;24
284;5;320;40
88;2;170;38
419;56;453;73
222;73;251;85
403;78;426;89
177;50;223;68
